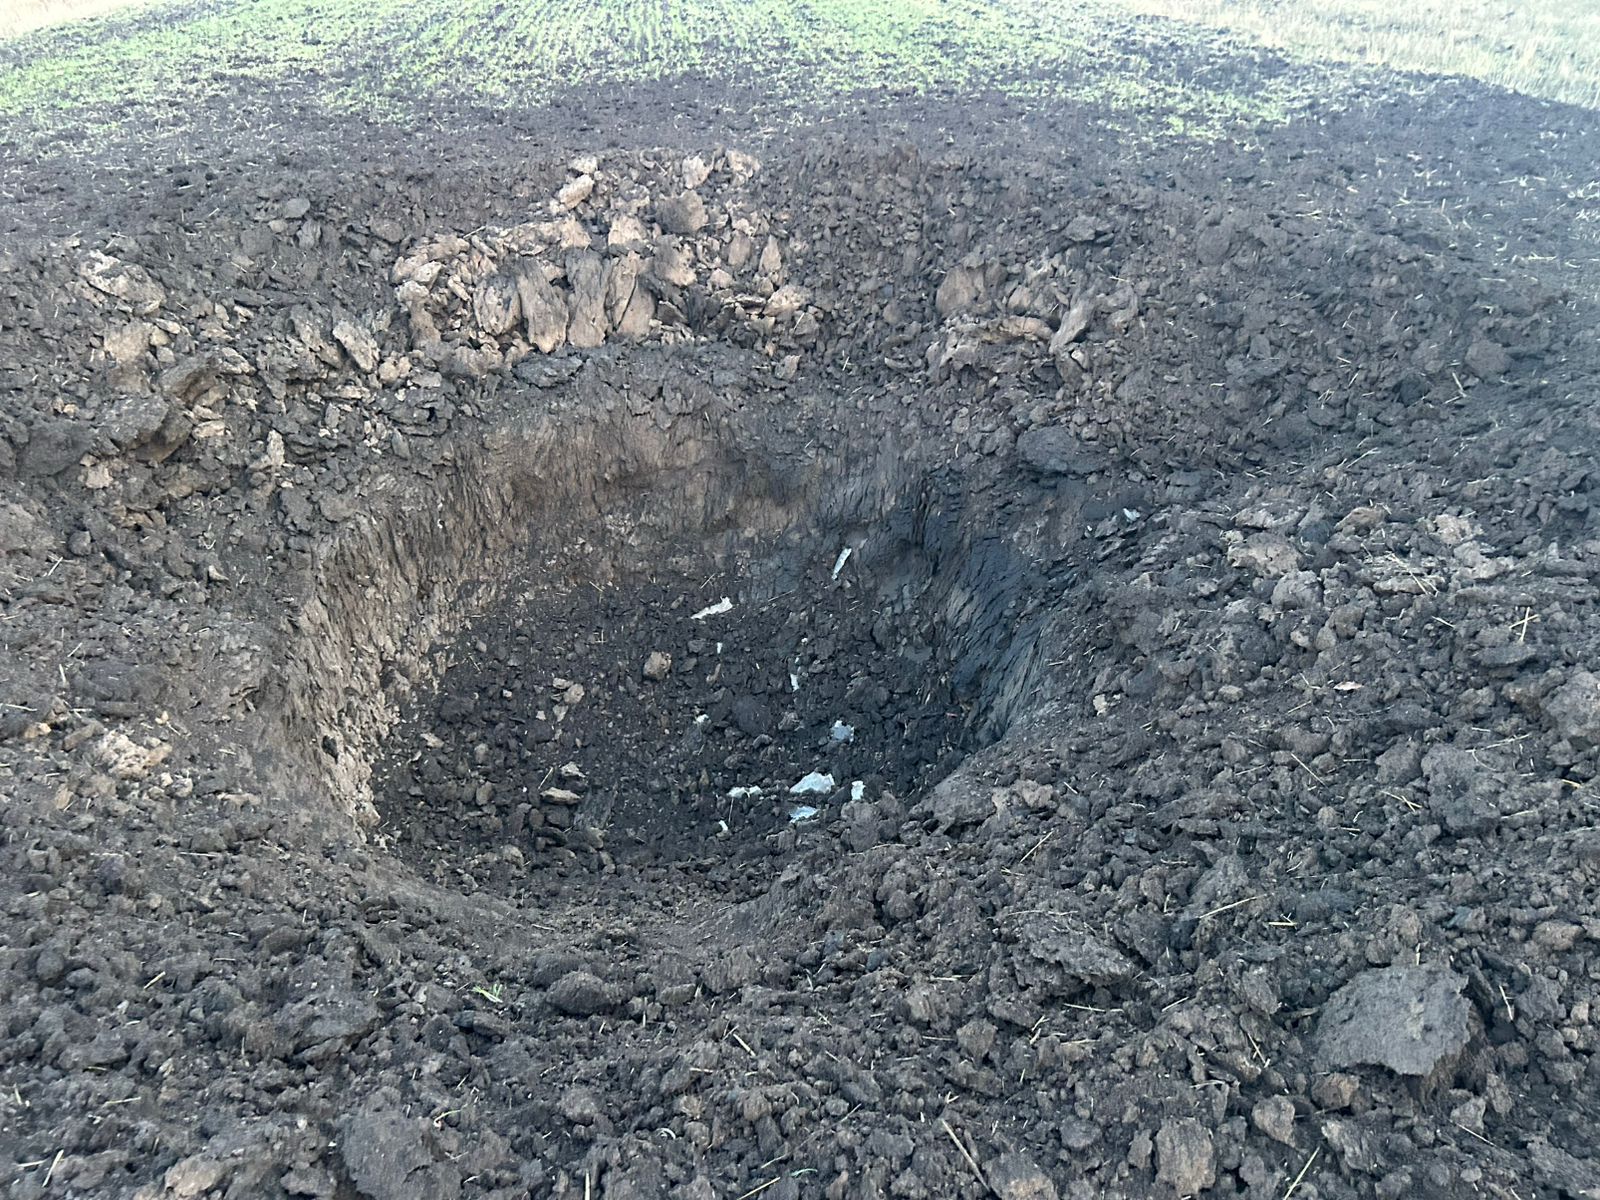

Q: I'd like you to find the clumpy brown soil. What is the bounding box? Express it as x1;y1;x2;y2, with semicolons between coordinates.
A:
2;33;1600;1200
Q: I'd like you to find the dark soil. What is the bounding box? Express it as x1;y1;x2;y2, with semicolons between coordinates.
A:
2;23;1600;1200
379;553;979;883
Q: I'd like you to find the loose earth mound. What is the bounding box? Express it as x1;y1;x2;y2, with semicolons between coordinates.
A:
1;39;1598;1200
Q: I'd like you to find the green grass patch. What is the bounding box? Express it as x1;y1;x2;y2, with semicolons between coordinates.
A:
0;0;1302;145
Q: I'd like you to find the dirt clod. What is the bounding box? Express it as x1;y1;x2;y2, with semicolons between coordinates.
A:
1316;965;1474;1077
988;1151;1059;1200
1155;1118;1217;1194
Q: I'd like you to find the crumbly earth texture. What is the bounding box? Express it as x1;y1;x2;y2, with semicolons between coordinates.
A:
2;33;1599;1200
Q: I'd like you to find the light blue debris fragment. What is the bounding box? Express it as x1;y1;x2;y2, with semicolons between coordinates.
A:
790;771;835;795
850;780;865;801
789;805;819;823
831;721;855;743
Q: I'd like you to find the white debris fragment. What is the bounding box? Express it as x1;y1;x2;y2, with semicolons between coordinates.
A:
830;721;855;743
94;731;172;781
692;597;734;620
789;805;819;823
789;672;801;692
831;546;852;579
729;785;764;800
790;772;835;795
851;781;865;802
